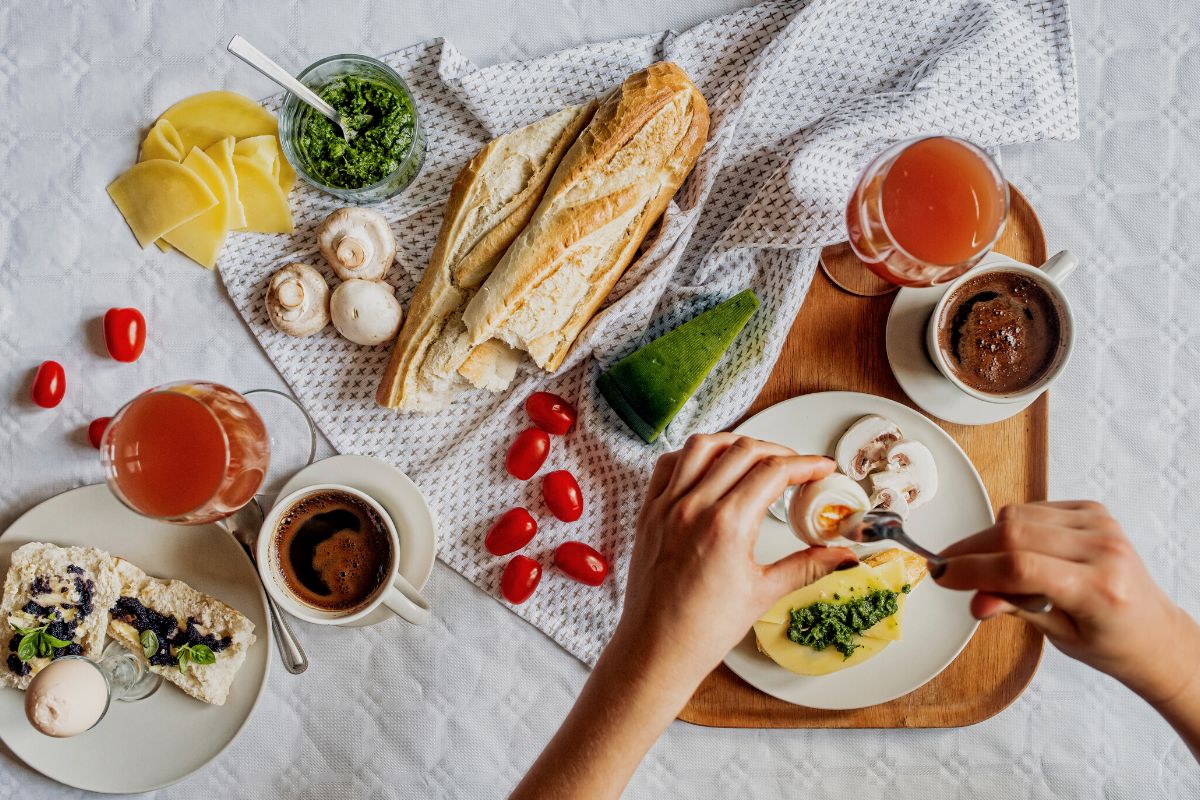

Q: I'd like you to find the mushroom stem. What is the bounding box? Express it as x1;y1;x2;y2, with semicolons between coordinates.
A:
276;279;305;311
334;235;367;269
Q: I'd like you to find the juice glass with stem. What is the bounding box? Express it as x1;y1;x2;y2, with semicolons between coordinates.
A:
100;381;315;525
828;135;1009;295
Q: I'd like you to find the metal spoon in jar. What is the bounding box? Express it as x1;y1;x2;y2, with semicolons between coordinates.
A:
227;35;357;142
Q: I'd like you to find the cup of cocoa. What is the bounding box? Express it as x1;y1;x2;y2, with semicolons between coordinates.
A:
927;251;1077;404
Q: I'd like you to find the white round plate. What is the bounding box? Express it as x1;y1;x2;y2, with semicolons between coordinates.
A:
723;392;988;710
274;455;437;628
886;253;1039;426
0;485;269;793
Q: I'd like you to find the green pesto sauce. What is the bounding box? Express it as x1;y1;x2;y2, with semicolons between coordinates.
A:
786;585;910;658
297;76;416;189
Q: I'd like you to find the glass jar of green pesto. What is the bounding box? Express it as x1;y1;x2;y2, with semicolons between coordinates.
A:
279;54;426;204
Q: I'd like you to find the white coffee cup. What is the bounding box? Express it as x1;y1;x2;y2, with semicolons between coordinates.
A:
926;251;1077;404
257;483;431;626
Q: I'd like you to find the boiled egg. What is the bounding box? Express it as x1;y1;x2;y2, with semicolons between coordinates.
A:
787;472;870;546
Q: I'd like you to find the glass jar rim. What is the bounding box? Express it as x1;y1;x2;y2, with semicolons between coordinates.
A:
868;135;1010;271
279;53;424;197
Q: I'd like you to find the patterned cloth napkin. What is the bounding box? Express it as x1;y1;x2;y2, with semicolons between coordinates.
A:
219;0;1077;665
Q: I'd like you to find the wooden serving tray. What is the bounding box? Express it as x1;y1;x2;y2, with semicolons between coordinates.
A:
678;187;1047;728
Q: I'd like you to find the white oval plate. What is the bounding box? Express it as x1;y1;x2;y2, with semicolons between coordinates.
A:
0;484;269;793
723;392;988;710
274;454;437;628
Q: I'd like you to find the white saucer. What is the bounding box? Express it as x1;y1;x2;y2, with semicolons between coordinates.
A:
274;455;437;628
0;485;270;793
886;253;1040;426
723;392;986;710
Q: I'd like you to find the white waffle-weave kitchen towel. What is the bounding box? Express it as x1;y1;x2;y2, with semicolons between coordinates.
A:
219;0;1078;665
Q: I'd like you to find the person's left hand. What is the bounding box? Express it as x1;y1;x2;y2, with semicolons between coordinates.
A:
611;433;858;687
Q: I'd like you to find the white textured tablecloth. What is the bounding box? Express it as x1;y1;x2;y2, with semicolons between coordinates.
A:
1;1;1198;798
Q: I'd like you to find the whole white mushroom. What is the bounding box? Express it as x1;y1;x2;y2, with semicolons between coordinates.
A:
265;263;330;337
330;279;404;346
317;207;396;281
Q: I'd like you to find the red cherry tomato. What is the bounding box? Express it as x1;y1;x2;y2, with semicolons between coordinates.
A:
542;470;583;522
484;508;539;556
103;307;146;362
505;428;550;480
87;417;112;449
525;392;576;435
553;541;609;586
500;555;542;604
31;361;66;408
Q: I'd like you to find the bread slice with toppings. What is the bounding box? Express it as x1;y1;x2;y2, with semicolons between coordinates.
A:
107;558;255;706
0;542;119;690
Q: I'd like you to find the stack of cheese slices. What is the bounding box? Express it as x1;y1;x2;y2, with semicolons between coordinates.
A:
377;62;710;412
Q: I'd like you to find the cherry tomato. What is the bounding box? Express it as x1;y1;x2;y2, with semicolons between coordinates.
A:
542;470;583;522
87;417;112;449
31;361;66;408
103;307;147;362
484;507;539;556
505;428;550;480
525;392;576;435
500;555;542;604
553;541;609;586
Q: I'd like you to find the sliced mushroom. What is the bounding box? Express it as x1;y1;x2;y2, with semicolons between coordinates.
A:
330;279;404;346
869;440;938;512
265;263;330;337
834;415;904;480
869;485;911;520
317;207;396;281
787;473;870;546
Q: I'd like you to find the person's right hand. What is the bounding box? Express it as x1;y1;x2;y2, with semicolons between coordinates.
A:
935;501;1200;705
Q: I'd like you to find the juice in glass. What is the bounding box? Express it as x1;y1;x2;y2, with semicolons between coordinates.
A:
845;136;1008;287
101;382;269;524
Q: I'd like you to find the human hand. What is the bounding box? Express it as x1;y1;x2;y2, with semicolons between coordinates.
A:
936;501;1200;704
611;433;857;690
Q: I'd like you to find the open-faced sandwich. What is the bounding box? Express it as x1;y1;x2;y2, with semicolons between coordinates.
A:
1;543;120;690
107;559;255;706
754;548;927;676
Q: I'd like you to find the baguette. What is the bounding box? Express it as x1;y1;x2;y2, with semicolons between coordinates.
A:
1;543;119;690
461;62;709;371
107;558;255;706
376;101;597;411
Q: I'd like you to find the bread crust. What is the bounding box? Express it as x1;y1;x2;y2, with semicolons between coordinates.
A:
462;62;710;371
376;101;597;411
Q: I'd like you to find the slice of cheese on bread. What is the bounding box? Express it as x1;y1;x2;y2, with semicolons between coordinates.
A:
0;543;119;690
107;558;255;706
753;548;928;677
376;101;597;412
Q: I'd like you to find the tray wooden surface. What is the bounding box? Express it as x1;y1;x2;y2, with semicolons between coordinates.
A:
678;186;1048;728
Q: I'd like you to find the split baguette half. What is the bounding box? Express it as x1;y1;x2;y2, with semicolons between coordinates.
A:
376;101;597;411
461;62;710;371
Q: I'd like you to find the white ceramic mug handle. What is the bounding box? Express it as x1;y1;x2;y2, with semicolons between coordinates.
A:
1040;250;1077;284
381;573;430;625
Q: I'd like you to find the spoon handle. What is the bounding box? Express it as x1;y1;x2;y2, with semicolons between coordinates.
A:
265;593;309;674
227;35;341;125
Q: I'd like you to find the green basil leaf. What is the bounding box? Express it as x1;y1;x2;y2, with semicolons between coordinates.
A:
17;634;37;662
189;644;216;665
176;647;191;674
12;625;40;636
36;632;54;658
140;629;159;659
43;632;73;649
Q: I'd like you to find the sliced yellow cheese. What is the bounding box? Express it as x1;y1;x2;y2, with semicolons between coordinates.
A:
139;119;183;162
233;134;296;195
277;149;297;195
233;154;293;234
753;558;911;676
155;240;172;252
204;136;247;230
177;125;228;154
162;147;230;269
107;160;217;248
157;91;277;140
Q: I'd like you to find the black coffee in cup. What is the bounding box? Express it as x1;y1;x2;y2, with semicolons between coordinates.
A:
273;490;391;612
936;270;1064;395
